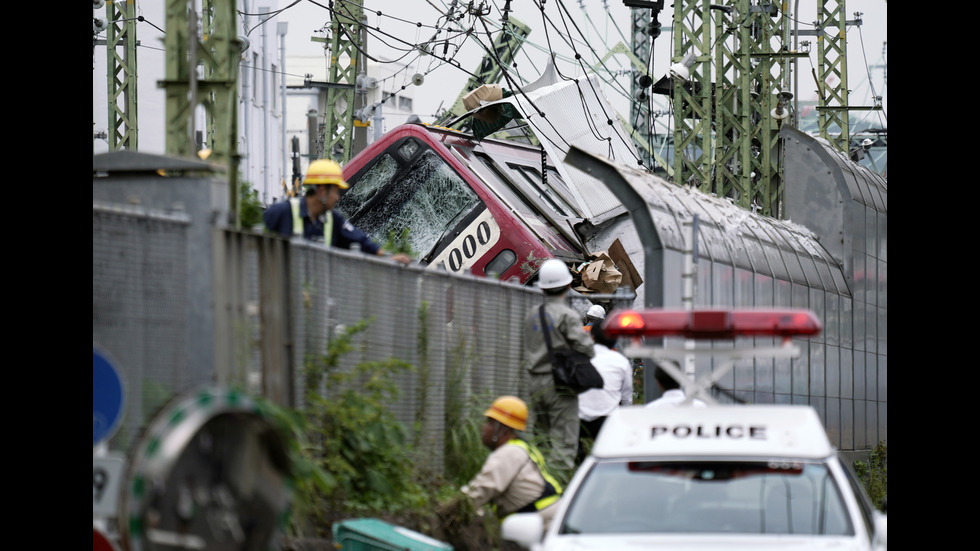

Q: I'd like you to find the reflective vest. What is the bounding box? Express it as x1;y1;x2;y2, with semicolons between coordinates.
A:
507;439;563;513
290;198;333;244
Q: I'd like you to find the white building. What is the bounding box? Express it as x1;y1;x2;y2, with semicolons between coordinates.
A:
93;1;417;206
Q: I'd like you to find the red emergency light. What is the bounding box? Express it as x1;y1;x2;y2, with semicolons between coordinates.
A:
602;308;822;340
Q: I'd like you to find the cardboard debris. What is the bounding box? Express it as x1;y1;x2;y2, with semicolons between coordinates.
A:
578;251;622;294
462;84;503;111
463;84;505;123
607;238;642;292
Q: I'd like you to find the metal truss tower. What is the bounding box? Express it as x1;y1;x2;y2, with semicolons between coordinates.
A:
663;0;858;217
104;0;139;151
668;0;714;191
628;8;653;169
322;1;363;164
162;0;242;226
815;0;850;152
667;0;795;217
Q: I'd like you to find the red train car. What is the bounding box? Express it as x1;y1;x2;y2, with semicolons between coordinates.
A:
339;122;588;284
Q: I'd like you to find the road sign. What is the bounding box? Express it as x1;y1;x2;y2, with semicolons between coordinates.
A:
122;386;293;551
93;347;125;446
93;452;126;517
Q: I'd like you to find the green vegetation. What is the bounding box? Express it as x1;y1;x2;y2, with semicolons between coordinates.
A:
256;311;492;540
239;179;265;228
443;325;491;487
383;227;416;257
853;440;887;510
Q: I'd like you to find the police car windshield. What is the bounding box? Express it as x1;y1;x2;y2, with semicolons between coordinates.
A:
560;460;854;536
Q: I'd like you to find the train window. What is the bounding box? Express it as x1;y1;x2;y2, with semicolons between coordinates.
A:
341;148;480;258
509;164;575;217
340;153;399;209
484;249;517;279
469;152;539;218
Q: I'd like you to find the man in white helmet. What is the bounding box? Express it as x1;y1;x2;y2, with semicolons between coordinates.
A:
523;258;595;482
582;304;606;335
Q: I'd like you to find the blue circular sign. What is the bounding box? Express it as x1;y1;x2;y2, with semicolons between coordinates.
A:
94;348;125;446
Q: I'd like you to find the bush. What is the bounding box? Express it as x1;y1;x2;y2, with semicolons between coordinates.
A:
239;179;264;228
853;440;887;510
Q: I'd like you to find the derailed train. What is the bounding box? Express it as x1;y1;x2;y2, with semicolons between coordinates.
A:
336;73;885;453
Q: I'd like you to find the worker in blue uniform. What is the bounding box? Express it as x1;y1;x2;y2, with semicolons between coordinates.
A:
263;159;411;265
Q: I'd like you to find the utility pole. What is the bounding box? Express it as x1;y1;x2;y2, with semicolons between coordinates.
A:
322;1;363;164
162;0;242;226
624;3;657;170
598;41;672;175
664;0;712;192
103;0;139;151
814;0;851;153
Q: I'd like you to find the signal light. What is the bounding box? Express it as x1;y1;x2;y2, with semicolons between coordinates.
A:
602;308;822;340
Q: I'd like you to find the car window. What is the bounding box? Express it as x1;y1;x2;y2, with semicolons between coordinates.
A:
560;460;854;536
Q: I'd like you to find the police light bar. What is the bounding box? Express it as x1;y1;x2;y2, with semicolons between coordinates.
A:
602;308;822;340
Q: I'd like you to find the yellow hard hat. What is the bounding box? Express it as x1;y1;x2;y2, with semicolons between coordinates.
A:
303;159;349;189
484;396;527;431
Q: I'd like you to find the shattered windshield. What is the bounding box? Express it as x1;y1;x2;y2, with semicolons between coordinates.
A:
560;460;853;536
339;149;481;257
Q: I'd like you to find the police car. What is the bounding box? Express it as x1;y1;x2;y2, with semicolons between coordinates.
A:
502;308;886;550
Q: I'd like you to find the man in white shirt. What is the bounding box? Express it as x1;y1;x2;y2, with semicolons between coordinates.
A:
576;322;633;464
646;361;708;408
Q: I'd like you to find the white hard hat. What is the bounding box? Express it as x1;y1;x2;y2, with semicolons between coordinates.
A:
537;259;572;290
587;304;605;320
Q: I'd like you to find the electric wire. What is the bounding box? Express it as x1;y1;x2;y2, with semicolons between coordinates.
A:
544;0;644;165
310;0;482;80
241;1;304;37
852;20;887;128
99;1;884;171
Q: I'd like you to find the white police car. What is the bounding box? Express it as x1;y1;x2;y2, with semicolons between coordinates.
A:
502;404;886;550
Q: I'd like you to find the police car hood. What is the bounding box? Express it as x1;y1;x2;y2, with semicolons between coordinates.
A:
591;405;834;459
539;534;869;551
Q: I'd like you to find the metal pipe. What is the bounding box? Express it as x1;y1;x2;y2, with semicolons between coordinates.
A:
794;0;800;121
261;7;270;204
279;21;288;202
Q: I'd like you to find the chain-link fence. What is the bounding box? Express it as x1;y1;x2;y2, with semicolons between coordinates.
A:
96;205;544;473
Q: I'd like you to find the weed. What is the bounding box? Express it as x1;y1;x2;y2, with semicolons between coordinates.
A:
853;440;887;510
383;227;416;257
443;326;492;486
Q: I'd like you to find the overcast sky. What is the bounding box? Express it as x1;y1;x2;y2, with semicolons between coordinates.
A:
93;1;886;154
276;0;887;127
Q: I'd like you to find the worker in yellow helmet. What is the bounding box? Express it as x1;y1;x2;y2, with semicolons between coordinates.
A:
437;396;563;543
262;159;411;264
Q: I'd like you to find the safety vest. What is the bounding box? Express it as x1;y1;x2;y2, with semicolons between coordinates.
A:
507;439;563;513
290;198;333;244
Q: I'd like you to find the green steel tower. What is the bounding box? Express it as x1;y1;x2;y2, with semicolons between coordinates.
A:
815;0;850;152
662;0;858;217
104;0;139;151
322;1;363;164
162;0;242;226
